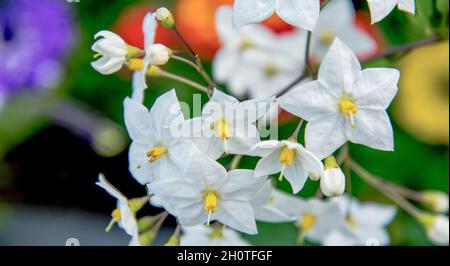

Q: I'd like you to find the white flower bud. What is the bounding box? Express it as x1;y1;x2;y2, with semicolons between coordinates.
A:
420;214;449;246
320;156;345;197
147;44;172;66
422;191;449;213
155;7;175;28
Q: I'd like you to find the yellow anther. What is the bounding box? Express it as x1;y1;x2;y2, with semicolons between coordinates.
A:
208;225;224;240
105;208;121;232
240;39;253;50
147;146;167;163
319;29;335;44
278;145;296;181
346;215;358;228
128;58;144;71
203;190;219;226
264;64;278;77
213;118;231;154
299;213;317;232
339;97;358;128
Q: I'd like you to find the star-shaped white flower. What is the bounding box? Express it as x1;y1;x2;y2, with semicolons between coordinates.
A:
96;174;140;246
233;0;320;31
149;148;267;234
311;0;377;60
185;89;271;160
252;139;324;193
124;89;195;185
91;31;129;75
251;182;303;223
180;225;250;246
367;0;415;24
214;6;306;99
278;38;399;159
324;194;397;246
272;195;345;243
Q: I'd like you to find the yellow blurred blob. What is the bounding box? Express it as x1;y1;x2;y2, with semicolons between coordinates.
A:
394;41;449;145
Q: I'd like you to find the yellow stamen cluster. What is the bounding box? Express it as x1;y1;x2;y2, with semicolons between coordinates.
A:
105;208;122;232
264;64;278;77
203;190;219;226
319;29;335;44
214;118;231;154
299;213;317;232
346;215;358;228
339;97;358;128
240;39;254;50
278;146;296;181
147;146;167;162
128;58;144;71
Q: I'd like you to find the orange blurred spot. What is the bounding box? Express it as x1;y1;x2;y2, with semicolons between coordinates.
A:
354;11;385;59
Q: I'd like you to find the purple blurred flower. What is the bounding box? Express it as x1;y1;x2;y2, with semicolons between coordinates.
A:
0;0;76;97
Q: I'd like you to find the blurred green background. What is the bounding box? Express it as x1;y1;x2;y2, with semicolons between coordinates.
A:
0;0;448;246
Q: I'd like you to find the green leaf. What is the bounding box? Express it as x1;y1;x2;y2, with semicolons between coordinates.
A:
436;0;449;16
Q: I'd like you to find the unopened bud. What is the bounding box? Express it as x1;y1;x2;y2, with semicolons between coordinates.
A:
156;7;175;29
320;156;345;197
419;213;449;246
164;228;180;246
146;65;161;77
139;230;157;246
138;216;158;233
147;44;172;66
422;191;449;213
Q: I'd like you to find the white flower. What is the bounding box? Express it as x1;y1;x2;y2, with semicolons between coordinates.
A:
91;31;128;75
278;38;400;159
252;139;324;193
419;214;449;246
147;43;172;66
214;6;305;99
324;194;397;246
283;197;345;243
124;89;195;185
155;7;175;28
149;148;267;234
251;182;303;223
131;12;158;103
96;174;140;246
233;0;320;31
180;225;251;246
320;156;346;197
367;0;415;24
185;89;272;160
422;191;449;213
311;0;377;60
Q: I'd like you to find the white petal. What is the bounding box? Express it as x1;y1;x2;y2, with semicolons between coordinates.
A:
278;80;338;121
91;56;125;75
233;0;276;27
353;202;397;227
318;38;362;96
221;170;266;201
191;133;225;160
276;0;320;31
297;146;325;176
354;68;400;109
398;0;415;14
305;114;347;159
213;47;239;83
149;89;185;138
123;97;152;143
128;141;156;184
348;108;394;151
216;200;258;234
131;70;147;103
283;161;309;193
323;230;358;246
183;148;228;188
254;150;282;177
228;123;261;156
92;38;127;57
366;0;399;24
143;12;157;50
96;174;127;202
215;6;236;44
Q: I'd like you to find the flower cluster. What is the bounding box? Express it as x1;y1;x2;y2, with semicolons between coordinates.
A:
92;1;449;246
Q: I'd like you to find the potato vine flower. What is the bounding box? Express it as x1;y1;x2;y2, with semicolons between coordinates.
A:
366;0;415;24
311;0;377;61
233;0;320;31
186;89;271;160
252;139;324;193
148;148;267;234
418;213;449;246
180;225;250;246
96;174;141;246
324;195;397;246
124;90;195;185
278;38;400;159
320;156;346;197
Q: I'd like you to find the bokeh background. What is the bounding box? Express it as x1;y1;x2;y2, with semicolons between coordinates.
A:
0;0;448;245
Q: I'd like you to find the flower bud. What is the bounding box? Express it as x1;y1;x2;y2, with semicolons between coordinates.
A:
419;213;449;246
422;191;449;213
155;7;175;29
147;44;172;66
138;216;158;233
320;156;345;197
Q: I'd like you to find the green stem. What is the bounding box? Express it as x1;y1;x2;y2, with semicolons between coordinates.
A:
158;70;209;94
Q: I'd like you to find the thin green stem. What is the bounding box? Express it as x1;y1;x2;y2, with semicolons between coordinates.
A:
158;70;209;94
172;55;199;70
290;119;304;141
230;155;243;170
